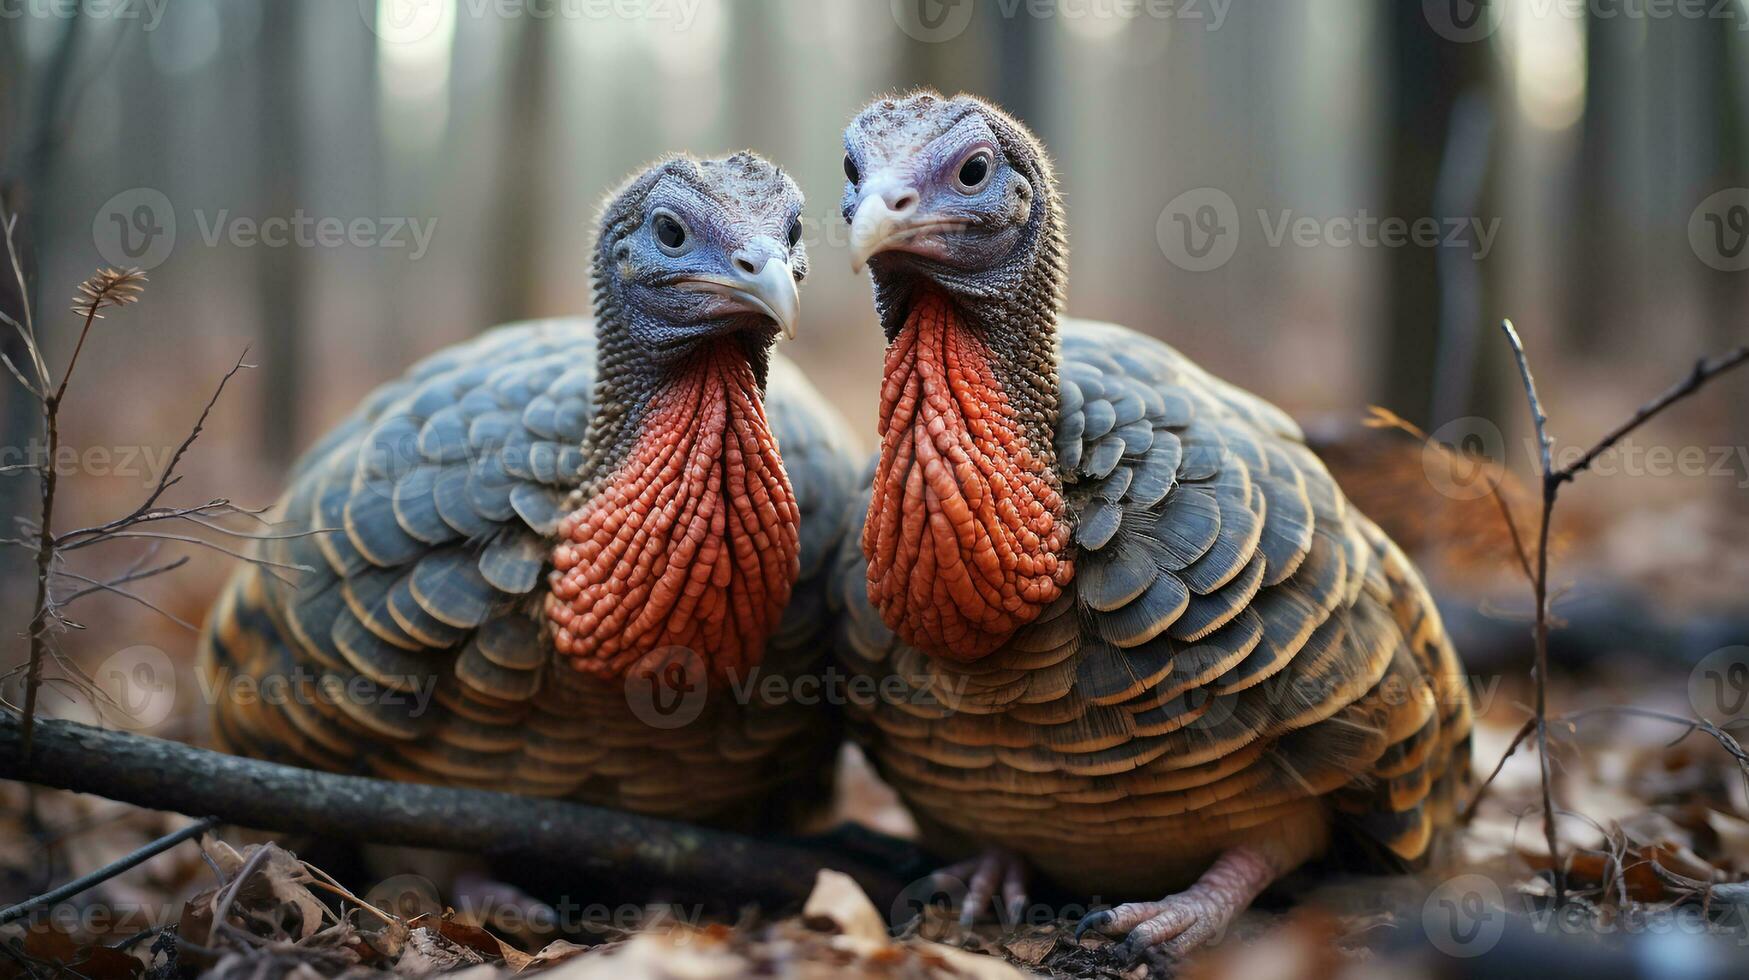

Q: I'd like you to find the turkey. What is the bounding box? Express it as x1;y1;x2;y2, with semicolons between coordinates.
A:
201;151;859;829
830;92;1473;957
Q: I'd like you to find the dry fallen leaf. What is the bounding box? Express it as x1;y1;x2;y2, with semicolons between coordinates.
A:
800;869;888;944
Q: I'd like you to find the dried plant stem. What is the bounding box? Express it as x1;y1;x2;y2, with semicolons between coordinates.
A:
1501;319;1564;906
19;301;101;759
1493;320;1749;909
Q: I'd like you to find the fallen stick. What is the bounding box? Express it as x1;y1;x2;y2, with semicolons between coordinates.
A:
0;816;220;925
0;714;917;913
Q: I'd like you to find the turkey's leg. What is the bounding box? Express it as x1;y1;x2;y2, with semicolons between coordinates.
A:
1074;847;1277;961
932;848;1030;926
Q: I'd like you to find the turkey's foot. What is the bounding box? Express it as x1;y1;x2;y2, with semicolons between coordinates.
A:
932;848;1030;926
1074;847;1275;962
452;872;556;939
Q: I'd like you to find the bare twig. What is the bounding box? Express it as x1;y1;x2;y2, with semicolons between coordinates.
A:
1553;346;1749;485
1500;318;1564;905
0;815;219;925
1485;320;1749;907
0;236;279;740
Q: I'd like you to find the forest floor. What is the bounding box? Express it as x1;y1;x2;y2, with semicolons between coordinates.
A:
5;653;1749;980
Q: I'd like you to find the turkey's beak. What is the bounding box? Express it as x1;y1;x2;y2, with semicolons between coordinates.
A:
849;178;921;274
679;252;800;340
849;178;968;274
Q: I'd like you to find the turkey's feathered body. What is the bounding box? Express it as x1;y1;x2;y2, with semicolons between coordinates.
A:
833;317;1473;895
202;319;858;827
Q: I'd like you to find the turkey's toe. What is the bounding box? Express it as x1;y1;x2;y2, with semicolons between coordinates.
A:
935;849;1029;926
1079;847;1277;960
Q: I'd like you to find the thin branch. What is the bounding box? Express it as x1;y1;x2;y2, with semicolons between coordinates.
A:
1461;718;1536;823
55;499;265;547
208;843;274;939
80;530;312;575
1489;486;1536;587
0;816;219;925
1500;318;1565;906
1554;346;1749;484
48;566;199;631
50;352;251;550
136;349;250;516
52;555;191;607
1502;320;1554;476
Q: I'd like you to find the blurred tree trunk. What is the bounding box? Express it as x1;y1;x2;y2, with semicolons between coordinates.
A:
1;17;80;598
729;1;785;160
992;8;1040;127
1567;11;1635;353
1379;0;1491;428
484;19;551;325
1701;21;1749;468
255;1;306;465
893;0;990;98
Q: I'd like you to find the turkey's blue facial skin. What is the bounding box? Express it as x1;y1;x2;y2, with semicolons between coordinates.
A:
609;171;805;361
843;103;1038;289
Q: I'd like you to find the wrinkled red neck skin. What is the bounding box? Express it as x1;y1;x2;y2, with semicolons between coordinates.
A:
546;343;800;682
865;289;1072;662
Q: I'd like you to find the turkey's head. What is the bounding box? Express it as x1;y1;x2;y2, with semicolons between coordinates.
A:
597;151;805;363
547;152;806;683
844;93;1075;663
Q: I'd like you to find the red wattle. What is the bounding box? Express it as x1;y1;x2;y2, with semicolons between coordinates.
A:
864;290;1072;661
546;344;800;681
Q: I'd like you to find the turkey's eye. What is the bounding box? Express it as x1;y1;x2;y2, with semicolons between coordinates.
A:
843;154;860;184
652;211;688;253
955;150;993;193
786;217;803;248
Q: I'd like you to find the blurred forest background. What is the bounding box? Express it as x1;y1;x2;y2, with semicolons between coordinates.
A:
1;0;1748;739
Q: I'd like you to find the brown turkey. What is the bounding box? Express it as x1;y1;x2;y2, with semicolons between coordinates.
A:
200;152;858;830
831;92;1473;958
